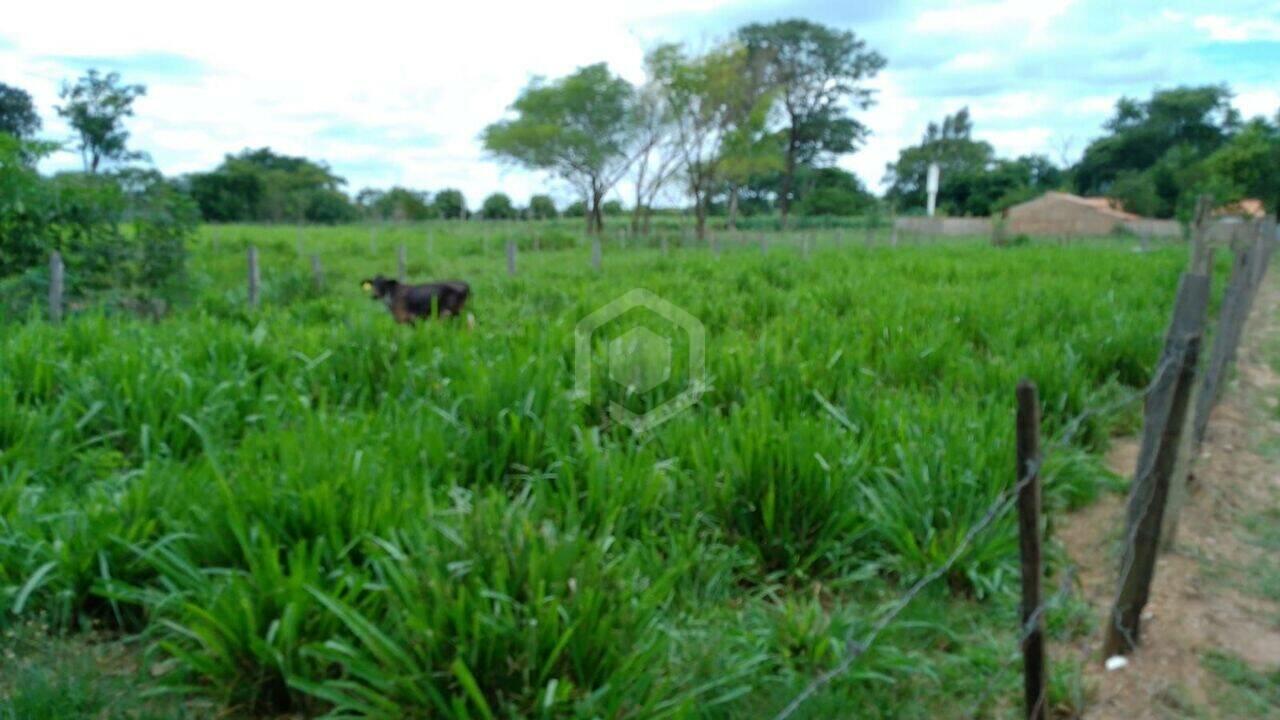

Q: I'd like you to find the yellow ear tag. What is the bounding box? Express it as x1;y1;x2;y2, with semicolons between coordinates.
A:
362;281;372;291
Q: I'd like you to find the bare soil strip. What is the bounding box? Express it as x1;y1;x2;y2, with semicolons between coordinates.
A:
1059;272;1280;718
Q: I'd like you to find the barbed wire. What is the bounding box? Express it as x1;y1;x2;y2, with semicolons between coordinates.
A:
772;353;1178;720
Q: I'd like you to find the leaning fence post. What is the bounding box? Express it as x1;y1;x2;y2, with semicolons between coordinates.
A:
310;254;324;290
48;251;64;323
1104;274;1206;655
1192;230;1260;448
1015;380;1047;720
1161;197;1215;549
247;246;260;308
506;239;517;277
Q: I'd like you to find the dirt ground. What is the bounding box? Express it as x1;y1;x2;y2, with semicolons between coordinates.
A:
1056;271;1280;718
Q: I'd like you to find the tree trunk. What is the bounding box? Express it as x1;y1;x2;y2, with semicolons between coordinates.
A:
727;186;740;230
590;189;605;236
630;204;643;237
779;130;797;230
694;188;707;241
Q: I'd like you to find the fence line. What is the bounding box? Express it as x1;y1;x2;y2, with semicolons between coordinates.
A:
773;353;1176;720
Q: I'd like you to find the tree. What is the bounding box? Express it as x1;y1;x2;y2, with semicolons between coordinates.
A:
56;70;147;173
627;83;682;235
1191;117;1280;211
433;188;466;219
357;187;434;221
0;83;41;139
483;63;636;234
1073;85;1240;217
739;19;885;228
528;194;558;219
481;192;516;219
884;108;995;212
793;166;874;216
651;42;768;240
186;148;356;223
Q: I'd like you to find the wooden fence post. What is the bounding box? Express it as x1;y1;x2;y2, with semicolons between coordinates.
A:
48;251;64;324
506;240;517;277
1016;380;1047;720
591;236;602;272
759;232;768;254
1191;228;1262;448
801;234;810;260
247;246;260;308
310;254;324;290
1161;197;1215;549
1105;274;1207;656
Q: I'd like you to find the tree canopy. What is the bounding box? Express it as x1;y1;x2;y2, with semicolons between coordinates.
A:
482;63;636;233
738;19;885;226
0;83;41;140
481;192;516;219
187;148;356;224
1074;85;1243;217
56;70;147;174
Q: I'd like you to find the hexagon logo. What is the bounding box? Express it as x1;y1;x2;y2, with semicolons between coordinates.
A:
575;288;706;433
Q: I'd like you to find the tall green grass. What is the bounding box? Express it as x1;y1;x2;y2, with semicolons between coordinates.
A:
0;223;1191;716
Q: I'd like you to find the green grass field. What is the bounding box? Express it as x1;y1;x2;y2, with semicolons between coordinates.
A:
1;222;1193;717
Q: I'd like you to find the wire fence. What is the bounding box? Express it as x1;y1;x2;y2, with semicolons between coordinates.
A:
771;352;1177;720
772;203;1276;720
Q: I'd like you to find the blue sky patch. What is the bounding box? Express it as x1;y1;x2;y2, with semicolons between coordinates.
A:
47;52;205;80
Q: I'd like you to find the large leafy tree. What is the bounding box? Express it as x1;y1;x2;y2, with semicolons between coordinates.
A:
483;63;636;234
56;70;147;173
0;83;41;139
1189;117;1280;211
738;19;885;228
187;148;356;223
1074;85;1240;217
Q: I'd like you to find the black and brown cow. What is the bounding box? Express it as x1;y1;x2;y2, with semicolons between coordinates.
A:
361;275;471;324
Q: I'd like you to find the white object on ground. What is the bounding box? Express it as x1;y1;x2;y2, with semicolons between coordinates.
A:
1105;655;1129;672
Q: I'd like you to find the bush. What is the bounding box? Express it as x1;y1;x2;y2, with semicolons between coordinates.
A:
0;139;197;317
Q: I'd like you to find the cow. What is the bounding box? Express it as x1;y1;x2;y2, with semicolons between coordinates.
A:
361;275;471;325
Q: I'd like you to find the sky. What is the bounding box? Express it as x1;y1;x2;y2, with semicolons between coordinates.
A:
2;0;1279;207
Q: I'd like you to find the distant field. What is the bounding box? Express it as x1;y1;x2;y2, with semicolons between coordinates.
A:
0;223;1193;717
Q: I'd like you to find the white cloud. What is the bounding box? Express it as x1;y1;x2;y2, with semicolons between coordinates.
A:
912;0;1074;44
1235;87;1280;119
1192;14;1280;42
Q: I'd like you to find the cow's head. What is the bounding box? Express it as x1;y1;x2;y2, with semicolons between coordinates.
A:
361;274;398;300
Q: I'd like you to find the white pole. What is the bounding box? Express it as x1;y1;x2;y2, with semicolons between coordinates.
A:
926;162;940;218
